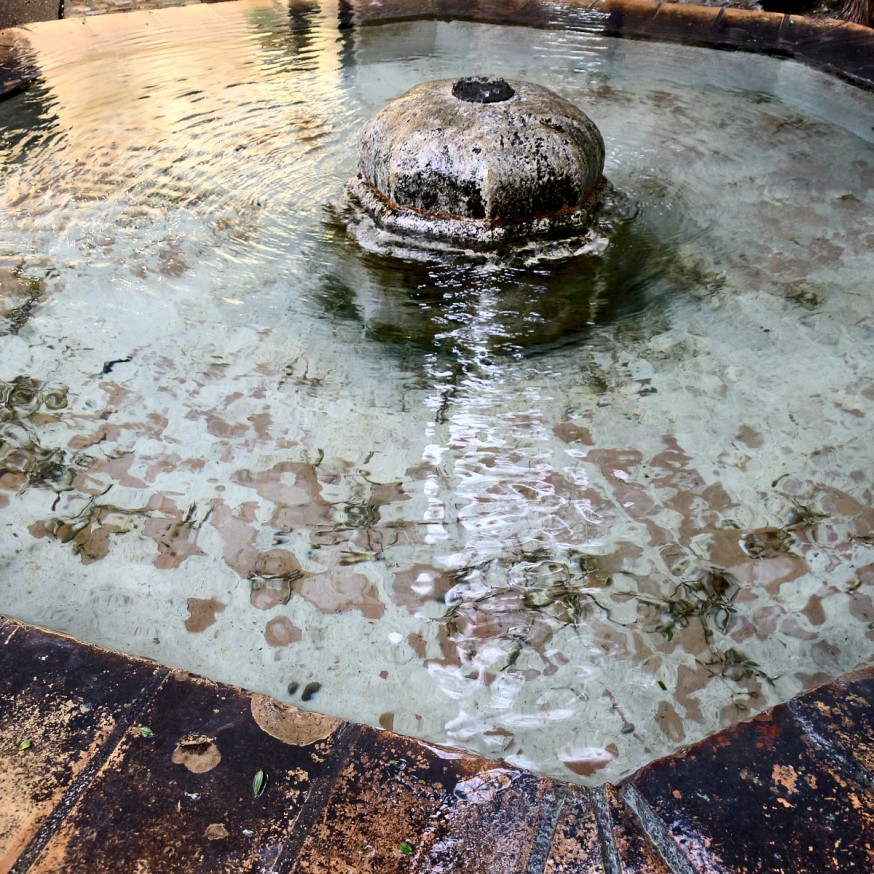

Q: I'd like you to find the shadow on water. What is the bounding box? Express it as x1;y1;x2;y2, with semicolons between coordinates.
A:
317;187;712;362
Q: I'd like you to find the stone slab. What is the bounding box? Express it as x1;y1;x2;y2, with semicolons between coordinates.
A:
0;618;165;872
790;667;874;779
630;699;874;873
288;724;566;873
27;671;356;873
0;618;602;873
543;787;605;873
1;618;873;873
0;1;59;31
605;785;673;874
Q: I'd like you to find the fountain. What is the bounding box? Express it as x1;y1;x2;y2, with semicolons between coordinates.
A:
0;0;873;788
343;75;610;258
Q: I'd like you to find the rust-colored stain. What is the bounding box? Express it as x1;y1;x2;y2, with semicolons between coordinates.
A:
171;733;222;773
264;615;302;646
553;421;594;445
754;715;782;752
184;597;226;633
293;569;386;619
562;744;619;777
772;763;799;795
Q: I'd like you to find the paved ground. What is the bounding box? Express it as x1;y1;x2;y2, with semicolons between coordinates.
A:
0;617;871;872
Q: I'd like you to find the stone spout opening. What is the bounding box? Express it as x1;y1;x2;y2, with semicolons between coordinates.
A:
451;76;516;103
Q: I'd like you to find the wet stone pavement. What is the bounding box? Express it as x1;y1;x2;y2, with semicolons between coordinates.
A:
0;617;870;872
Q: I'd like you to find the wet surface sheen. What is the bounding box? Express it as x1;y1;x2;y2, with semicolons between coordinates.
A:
0;0;873;785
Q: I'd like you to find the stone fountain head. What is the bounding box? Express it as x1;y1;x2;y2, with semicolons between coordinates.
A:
343;76;610;258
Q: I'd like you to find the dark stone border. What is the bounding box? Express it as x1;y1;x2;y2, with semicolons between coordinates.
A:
2;616;872;872
1;0;873;100
0;1;60;31
340;0;874;91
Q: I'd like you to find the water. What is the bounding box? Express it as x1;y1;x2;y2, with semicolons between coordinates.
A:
1;0;873;785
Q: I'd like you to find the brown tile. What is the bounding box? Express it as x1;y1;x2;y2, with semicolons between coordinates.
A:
544;786;605;873
0;619;165;872
290;725;562;873
595;0;674;34
0;0;58;30
630;703;874;873
791;668;874;779
27;671;356;873
604;785;672;874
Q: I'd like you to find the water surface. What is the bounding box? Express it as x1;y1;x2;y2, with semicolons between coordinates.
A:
1;0;873;784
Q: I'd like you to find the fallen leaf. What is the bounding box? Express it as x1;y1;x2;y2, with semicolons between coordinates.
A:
171;734;221;773
205;823;229;841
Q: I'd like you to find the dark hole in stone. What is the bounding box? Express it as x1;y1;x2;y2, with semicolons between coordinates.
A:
452;77;515;104
301;681;321;701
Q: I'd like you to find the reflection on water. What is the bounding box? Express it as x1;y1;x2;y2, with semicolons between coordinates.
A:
324;180;703;358
0;0;873;785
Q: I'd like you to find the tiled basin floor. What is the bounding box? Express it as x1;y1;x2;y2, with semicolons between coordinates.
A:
0;617;871;872
1;3;873;871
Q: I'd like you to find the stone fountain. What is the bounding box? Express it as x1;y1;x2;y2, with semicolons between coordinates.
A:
342;76;612;259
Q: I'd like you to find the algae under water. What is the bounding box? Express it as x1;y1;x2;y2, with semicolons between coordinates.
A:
0;1;873;785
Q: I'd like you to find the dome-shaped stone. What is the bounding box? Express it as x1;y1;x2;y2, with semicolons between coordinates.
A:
344;77;608;251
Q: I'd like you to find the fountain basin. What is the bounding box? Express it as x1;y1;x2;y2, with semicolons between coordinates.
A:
1;0;873;789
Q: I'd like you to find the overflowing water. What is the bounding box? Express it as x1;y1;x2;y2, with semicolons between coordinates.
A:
1;0;873;784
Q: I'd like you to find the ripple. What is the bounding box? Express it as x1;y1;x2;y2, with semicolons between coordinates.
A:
1;7;873;788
